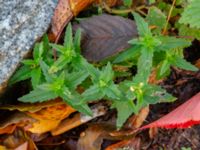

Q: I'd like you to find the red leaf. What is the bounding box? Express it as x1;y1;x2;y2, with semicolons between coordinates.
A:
141;92;200;129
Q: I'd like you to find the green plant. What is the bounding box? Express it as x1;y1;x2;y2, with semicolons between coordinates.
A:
10;11;198;128
10;35;50;89
179;0;200;29
114;13;197;79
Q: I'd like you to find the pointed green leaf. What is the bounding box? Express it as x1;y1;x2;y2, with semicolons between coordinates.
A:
133;12;151;37
22;60;35;66
137;48;153;81
113;45;140;63
159;36;191;51
101;62;114;82
66;70;89;90
64;23;73;50
113;100;133;128
82;85;104;102
74;28;81;53
49;55;69;73
18;88;58;103
173;56;198;71
31;68;41;89
9;66;31;85
157;59;171;79
40;61;54;82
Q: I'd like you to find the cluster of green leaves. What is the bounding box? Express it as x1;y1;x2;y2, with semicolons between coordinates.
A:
10;10;198;128
179;0;200;29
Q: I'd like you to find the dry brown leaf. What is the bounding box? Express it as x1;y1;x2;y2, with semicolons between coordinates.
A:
26;103;75;134
105;137;141;150
0;112;36;135
77;124;115;150
0;124;16;134
2;129;37;150
195;58;200;68
74;14;138;62
109;107;149;137
51;104;107;136
125;106;149;129
50;0;73;42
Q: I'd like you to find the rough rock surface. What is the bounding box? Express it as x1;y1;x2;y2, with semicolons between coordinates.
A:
0;0;58;93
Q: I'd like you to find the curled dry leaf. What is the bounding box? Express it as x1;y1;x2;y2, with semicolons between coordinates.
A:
74;14;138;62
25;103;75;134
2;129;37;150
51;103;107;136
141;92;200;129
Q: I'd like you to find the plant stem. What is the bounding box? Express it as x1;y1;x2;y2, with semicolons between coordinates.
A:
162;0;177;35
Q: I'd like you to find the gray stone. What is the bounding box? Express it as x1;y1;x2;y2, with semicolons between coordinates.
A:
0;0;58;93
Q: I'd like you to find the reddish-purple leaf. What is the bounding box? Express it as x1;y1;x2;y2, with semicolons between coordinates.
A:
141;92;200;129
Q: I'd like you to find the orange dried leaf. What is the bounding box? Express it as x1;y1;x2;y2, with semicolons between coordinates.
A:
26;103;75;134
141;92;200;129
51;104;107;136
0;124;16;134
51;0;73;42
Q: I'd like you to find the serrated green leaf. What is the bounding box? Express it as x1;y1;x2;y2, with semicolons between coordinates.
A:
82;61;100;82
159;36;191;50
133;12;151;37
172;56;198;71
105;84;121;100
74;28;81;53
137;48;153;81
113;100;133;128
113;45;140;63
73;103;93;116
9;66;31;85
179;0;200;29
82;85;104;102
101;62;114;83
65;70;89;90
50;44;66;54
64;23;73;50
18;88;58;103
157;59;171;79
33;43;43;60
31;68;41;89
40;61;54;82
49;55;69;73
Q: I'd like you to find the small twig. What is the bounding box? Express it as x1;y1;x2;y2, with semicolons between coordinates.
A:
162;0;177;35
